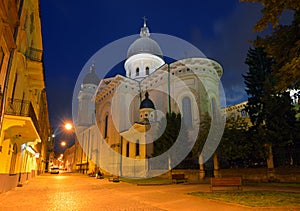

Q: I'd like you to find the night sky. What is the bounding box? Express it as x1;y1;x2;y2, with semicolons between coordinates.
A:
39;1;291;151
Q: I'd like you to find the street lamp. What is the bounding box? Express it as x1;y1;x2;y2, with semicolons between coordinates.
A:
65;123;73;131
53;121;74;137
52;121;74;155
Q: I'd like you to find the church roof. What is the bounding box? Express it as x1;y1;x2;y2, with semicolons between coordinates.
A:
140;91;155;109
127;20;163;58
83;64;100;85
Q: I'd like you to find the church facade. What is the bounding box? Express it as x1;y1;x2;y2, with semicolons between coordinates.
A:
76;22;223;178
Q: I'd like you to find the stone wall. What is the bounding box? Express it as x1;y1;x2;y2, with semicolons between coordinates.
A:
0;174;18;193
158;167;300;183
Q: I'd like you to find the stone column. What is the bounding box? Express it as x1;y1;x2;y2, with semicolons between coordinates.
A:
213;153;220;178
199;154;205;179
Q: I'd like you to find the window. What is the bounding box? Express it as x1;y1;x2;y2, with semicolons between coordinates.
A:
136;67;139;76
0;47;4;73
241;109;247;117
136;140;140;156
9;144;17;175
182;97;192;128
126;142;130;157
12;73;18;100
211;98;217;119
145;67;149;75
104;115;108;138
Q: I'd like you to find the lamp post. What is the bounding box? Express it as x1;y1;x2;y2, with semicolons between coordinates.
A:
51;121;74;159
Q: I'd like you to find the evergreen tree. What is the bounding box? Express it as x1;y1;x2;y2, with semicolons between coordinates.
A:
191;112;211;159
243;47;297;167
152;112;181;157
243;48;274;127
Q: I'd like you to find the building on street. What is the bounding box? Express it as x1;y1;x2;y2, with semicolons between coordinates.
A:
0;0;51;193
75;21;223;178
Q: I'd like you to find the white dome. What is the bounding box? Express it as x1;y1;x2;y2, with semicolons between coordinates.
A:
124;21;165;81
127;36;163;58
127;21;163;59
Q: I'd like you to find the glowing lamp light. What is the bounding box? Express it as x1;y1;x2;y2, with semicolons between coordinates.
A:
65;123;73;131
61;141;66;147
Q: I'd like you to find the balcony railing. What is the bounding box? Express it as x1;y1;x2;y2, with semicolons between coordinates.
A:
25;47;43;62
5;98;40;137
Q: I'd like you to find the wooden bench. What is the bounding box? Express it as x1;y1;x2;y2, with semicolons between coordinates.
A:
172;174;188;184
210;177;242;191
108;175;119;182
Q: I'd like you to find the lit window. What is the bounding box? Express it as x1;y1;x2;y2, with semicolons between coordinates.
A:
104;115;108;138
126;142;130;157
136;140;140;156
182;97;192;128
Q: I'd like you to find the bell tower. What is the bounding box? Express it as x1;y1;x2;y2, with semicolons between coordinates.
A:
78;64;100;126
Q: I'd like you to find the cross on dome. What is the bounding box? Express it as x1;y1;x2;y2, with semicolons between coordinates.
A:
89;63;95;73
143;16;147;27
140;16;150;37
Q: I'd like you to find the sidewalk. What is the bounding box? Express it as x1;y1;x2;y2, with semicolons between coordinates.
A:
0;174;299;211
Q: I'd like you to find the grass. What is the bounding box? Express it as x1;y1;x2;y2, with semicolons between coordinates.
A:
190;190;300;207
246;182;300;188
120;177;172;185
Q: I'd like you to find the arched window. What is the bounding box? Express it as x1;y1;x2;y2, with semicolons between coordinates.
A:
126;142;130;157
104;115;108;138
182;97;192;128
211;98;217;119
145;67;149;75
136;140;140;156
136;67;139;76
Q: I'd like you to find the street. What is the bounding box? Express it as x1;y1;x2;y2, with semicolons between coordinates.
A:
0;173;297;211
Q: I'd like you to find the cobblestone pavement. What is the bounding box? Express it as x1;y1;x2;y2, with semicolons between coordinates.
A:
0;173;299;211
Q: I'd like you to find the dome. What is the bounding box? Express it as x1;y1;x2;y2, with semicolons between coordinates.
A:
127;37;163;58
140;92;155;109
83;64;100;85
127;21;163;58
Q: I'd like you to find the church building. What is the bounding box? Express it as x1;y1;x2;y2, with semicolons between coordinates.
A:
76;21;223;178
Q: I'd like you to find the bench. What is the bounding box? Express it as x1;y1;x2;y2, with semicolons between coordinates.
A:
210;177;242;192
108;175;119;182
172;174;188;184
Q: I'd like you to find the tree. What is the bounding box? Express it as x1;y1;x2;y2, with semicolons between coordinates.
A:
241;0;300;31
218;116;256;168
191;112;211;159
243;48;274;126
255;12;300;90
241;0;300;90
152;112;181;157
243;47;297;169
191;112;211;178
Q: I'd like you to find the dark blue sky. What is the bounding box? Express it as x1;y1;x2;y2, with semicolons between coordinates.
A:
40;0;267;134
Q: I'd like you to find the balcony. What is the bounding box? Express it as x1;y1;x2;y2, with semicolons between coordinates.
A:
25;48;44;89
3;98;41;143
25;47;43;62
